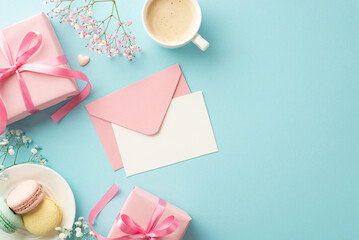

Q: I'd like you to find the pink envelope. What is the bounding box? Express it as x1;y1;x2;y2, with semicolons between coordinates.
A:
85;64;191;171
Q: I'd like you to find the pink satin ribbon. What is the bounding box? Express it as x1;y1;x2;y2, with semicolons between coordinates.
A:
0;30;91;135
89;185;180;240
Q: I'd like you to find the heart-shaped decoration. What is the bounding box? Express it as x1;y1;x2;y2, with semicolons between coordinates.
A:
78;54;90;66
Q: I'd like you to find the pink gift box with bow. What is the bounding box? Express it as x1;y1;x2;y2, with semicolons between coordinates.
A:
0;13;91;134
89;185;192;240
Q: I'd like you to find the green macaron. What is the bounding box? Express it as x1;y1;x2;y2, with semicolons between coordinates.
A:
0;197;23;233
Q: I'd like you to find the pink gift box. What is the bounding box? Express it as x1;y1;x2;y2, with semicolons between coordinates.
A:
108;187;192;240
0;13;79;125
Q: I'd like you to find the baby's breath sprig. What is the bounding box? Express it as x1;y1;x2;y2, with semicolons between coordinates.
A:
56;217;95;240
0;129;48;182
45;0;142;60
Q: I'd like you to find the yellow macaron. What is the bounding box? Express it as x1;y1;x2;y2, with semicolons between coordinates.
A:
22;197;62;235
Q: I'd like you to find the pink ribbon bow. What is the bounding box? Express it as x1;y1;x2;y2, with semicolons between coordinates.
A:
0;30;91;135
89;185;180;240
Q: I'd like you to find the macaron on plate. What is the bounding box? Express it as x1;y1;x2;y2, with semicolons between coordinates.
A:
0;164;76;240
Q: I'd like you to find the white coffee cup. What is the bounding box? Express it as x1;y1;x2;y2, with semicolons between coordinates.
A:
142;0;209;51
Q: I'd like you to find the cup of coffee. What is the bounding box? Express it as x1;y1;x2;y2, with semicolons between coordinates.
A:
142;0;209;51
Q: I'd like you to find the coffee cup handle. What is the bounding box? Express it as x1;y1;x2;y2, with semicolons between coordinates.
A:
192;33;209;51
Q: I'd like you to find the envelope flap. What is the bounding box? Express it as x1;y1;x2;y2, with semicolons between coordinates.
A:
86;64;183;135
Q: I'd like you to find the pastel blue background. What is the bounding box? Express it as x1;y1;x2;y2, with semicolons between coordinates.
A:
1;0;359;239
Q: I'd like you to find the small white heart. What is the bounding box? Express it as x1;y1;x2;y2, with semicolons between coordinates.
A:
78;54;90;66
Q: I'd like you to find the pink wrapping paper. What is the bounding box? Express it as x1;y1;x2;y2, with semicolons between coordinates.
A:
108;187;192;240
0;13;79;124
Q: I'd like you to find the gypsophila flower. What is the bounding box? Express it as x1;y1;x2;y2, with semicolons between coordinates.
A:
22;136;32;144
8;148;15;155
57;217;95;239
75;221;82;227
0;172;8;181
1;129;49;182
0;139;9;145
64;226;73;232
46;0;141;61
58;232;67;240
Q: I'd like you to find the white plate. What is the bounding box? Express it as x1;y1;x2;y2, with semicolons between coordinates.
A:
0;164;76;240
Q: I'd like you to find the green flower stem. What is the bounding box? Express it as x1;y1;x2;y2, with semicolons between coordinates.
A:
0;131;47;182
1;152;8;165
51;0;133;47
2;163;20;171
27;153;34;162
13;146;20;165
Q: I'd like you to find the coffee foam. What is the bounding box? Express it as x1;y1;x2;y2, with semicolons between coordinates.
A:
145;0;197;43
